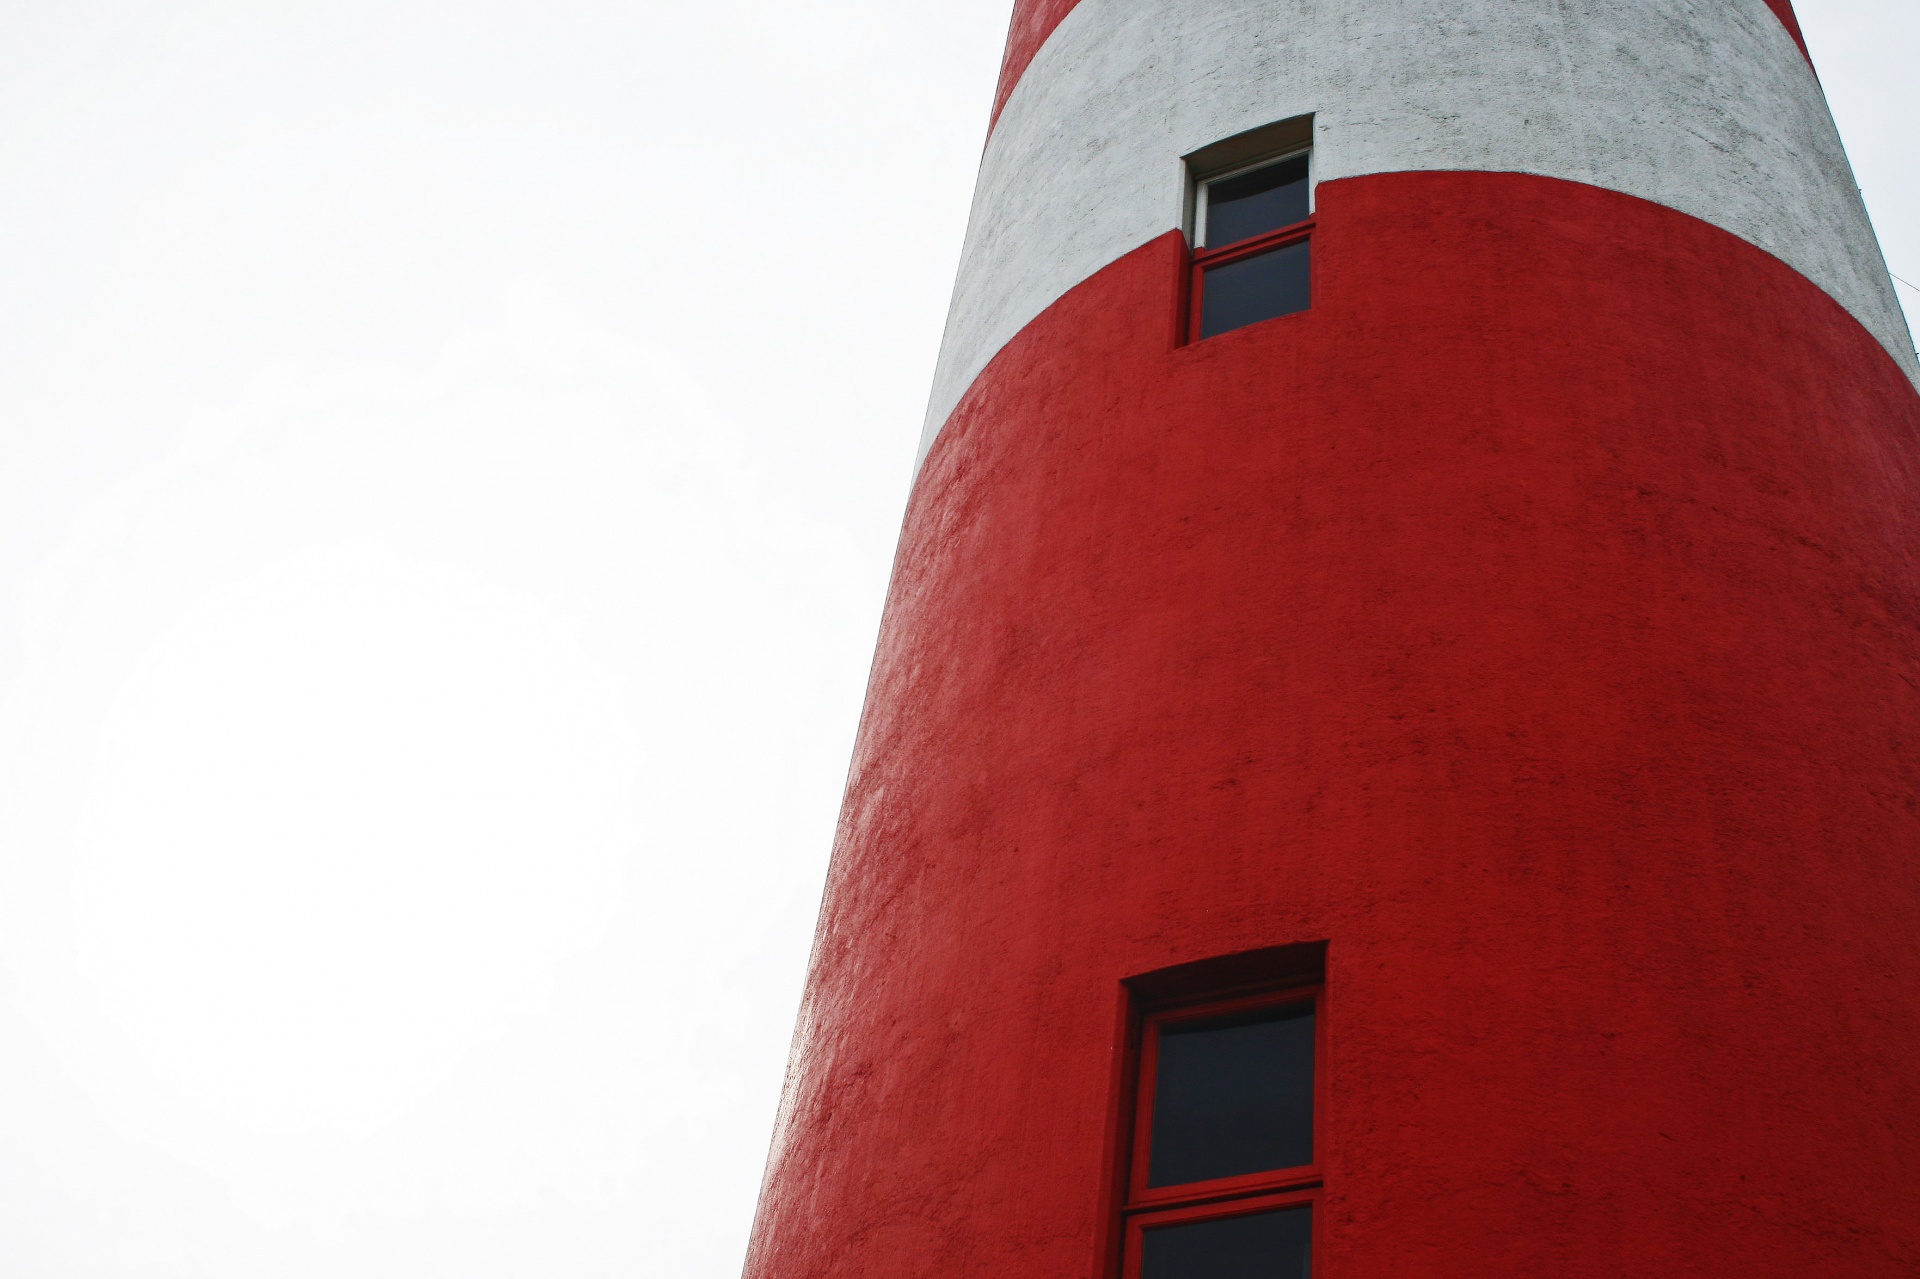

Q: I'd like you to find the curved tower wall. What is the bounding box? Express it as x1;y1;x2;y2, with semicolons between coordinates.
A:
931;0;1916;458
748;2;1920;1276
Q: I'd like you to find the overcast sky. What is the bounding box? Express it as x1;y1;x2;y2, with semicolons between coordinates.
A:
0;3;1912;1276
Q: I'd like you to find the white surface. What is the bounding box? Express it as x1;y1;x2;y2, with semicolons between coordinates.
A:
920;0;1919;465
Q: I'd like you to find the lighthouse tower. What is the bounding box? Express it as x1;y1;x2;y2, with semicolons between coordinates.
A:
749;1;1920;1275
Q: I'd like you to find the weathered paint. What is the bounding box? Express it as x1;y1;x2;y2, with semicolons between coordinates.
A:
988;0;1081;127
931;0;1914;464
991;0;1814;125
1761;0;1812;57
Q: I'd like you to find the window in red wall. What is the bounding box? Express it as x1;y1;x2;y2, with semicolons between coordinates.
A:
1184;115;1316;342
1119;986;1321;1279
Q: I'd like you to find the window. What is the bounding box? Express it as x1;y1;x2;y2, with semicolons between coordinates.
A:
1119;982;1322;1279
1184;116;1315;340
1199;153;1310;251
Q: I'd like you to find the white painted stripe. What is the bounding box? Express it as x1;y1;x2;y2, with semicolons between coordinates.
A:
920;0;1919;466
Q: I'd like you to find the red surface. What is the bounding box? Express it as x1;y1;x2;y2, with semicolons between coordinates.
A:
1764;0;1812;60
1120;984;1326;1272
1189;216;1315;342
990;0;1814;127
744;171;1920;1277
989;0;1080;127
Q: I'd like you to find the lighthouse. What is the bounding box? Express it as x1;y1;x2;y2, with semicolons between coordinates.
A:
747;0;1920;1275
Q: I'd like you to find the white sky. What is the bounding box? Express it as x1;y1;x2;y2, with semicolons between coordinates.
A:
0;3;1912;1276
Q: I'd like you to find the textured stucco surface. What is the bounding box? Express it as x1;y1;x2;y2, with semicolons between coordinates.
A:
747;171;1920;1279
1760;0;1812;55
924;0;1916;464
989;0;1083;126
990;0;1808;126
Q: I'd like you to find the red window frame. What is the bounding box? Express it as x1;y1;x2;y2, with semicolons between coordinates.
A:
1115;983;1325;1277
1186;216;1315;345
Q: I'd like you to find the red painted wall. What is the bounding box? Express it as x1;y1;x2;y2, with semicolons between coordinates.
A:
991;0;1812;126
744;171;1920;1277
990;0;1081;125
1763;0;1811;58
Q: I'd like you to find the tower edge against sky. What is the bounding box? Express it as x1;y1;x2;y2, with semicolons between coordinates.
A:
746;1;1920;1275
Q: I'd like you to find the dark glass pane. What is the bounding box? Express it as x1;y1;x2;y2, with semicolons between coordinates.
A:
1148;1002;1313;1186
1198;241;1311;341
1204;155;1309;247
1141;1207;1312;1279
